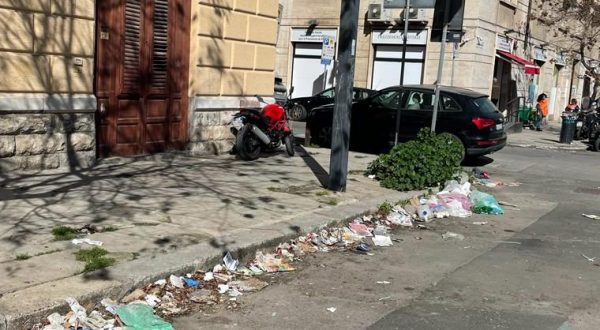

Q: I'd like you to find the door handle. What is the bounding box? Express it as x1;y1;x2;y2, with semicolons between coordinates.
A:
99;102;107;116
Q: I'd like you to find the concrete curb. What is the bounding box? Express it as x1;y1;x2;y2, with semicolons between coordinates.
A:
0;191;412;329
507;142;589;152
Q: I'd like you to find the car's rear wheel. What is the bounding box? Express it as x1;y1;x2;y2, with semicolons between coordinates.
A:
290;104;307;121
316;125;333;148
594;136;600;152
438;132;465;162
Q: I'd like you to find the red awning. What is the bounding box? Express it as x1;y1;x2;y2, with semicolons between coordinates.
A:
497;50;540;75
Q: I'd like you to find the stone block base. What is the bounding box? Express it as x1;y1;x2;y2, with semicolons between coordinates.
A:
189;109;236;156
0;113;96;171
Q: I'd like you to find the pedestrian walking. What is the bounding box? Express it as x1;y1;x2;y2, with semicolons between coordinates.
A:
535;93;549;131
565;98;580;112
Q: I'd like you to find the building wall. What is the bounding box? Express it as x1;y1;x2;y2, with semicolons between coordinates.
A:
188;0;279;155
276;0;587;120
0;0;96;171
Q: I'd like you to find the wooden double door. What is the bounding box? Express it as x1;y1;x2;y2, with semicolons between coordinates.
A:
95;0;190;157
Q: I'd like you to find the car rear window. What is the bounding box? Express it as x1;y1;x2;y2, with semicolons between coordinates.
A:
471;97;499;114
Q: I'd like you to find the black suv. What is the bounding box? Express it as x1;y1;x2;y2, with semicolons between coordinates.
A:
306;85;507;157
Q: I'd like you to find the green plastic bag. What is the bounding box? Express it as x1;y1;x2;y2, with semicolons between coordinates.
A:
470;191;504;215
116;303;174;330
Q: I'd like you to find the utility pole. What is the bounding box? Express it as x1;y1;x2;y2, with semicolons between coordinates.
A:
329;0;359;192
394;0;411;146
524;0;533;57
431;0;451;131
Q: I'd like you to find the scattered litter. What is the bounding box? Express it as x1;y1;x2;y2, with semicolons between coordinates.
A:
228;288;243;297
349;223;372;236
372;235;393;247
223;251;239;272
368;175;376;179
218;284;230;294
122;289;146;303
190;289;215;304
169;275;184;289
356;242;371;253
495;241;521;245
417;205;432;222
184;278;200;288
229;278;269;292
378;296;392;301
472;168;490;179
116;303;174;330
145;294;161;307
388;208;413;227
39;169;517;324
71;238;103;246
582;214;600;220
65;297;87;325
581;253;597;262
499;201;519;208
101;298;119;315
470;191;504;215
254;251;295;273
472;222;488;225
442;232;465;241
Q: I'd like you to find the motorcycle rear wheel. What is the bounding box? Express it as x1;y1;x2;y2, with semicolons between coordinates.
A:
284;134;295;157
236;124;262;160
594;137;600;152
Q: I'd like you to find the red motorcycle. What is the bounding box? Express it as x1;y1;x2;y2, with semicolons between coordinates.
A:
230;98;295;160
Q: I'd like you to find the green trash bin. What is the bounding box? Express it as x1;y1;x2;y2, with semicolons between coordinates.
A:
518;106;533;124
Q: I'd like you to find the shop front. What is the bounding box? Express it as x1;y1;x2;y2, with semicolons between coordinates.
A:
289;28;338;98
370;29;428;90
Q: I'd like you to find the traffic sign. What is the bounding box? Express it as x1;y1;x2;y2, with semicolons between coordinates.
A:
321;36;335;65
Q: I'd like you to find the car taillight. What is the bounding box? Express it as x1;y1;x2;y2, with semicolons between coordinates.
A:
472;117;496;130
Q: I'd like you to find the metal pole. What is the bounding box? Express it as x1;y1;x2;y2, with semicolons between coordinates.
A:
323;64;328;90
451;42;457;86
432;0;451;131
329;0;359;192
524;0;533;57
394;0;410;146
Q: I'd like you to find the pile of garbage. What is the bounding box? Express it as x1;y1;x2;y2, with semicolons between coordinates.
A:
35;177;510;329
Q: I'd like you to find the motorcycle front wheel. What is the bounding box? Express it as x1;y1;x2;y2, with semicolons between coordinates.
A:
236;124;262;160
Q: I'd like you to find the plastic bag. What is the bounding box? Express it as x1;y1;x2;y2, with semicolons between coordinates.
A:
116;303;174;330
470;191;504;215
437;192;472;211
445;200;472;218
440;180;471;196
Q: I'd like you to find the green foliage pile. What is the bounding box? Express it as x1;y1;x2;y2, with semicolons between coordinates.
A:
367;129;463;191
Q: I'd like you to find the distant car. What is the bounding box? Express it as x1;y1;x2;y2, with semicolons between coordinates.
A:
288;87;377;121
306;85;507;157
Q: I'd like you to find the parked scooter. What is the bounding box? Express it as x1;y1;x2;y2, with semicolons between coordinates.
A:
230;96;295;160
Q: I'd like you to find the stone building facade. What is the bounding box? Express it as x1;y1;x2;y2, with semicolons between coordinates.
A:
276;0;595;120
0;0;279;170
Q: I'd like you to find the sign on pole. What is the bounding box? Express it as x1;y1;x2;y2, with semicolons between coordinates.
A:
321;36;335;65
383;0;436;8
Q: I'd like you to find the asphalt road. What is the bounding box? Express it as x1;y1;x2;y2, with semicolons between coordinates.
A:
173;146;600;330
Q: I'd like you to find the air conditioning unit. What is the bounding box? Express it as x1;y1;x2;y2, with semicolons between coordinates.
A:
367;3;383;21
402;8;426;21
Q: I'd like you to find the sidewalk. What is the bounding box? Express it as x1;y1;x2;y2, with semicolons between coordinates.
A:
0;147;412;328
507;122;589;151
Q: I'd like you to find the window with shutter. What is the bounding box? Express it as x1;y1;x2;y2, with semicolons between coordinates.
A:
151;0;169;90
122;0;142;92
